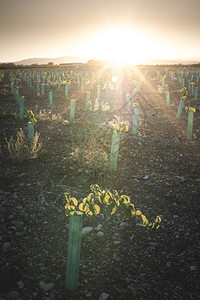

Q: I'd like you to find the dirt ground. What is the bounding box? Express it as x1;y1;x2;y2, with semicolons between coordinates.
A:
0;66;200;300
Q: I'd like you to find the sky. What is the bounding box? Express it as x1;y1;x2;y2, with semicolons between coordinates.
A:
0;0;200;64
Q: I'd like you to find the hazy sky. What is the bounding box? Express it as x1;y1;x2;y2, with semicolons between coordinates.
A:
0;0;200;63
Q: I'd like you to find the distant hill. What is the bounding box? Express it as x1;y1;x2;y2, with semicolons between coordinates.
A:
13;56;88;65
1;56;199;66
143;57;200;65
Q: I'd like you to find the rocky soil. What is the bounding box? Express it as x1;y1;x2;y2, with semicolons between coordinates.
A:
0;67;200;300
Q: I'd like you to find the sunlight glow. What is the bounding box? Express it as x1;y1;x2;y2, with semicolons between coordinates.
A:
81;25;164;65
112;76;118;83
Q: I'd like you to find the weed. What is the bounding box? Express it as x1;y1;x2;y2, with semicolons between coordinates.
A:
69;115;111;174
5;128;42;161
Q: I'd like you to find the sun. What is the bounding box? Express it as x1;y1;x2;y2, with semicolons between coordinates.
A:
82;25;156;65
98;26;138;65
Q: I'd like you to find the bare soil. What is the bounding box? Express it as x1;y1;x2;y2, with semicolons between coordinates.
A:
0;67;200;300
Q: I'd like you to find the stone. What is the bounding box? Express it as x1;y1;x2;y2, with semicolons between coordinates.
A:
39;281;54;292
97;231;104;237
190;265;197;271
86;292;92;298
98;292;110;300
56;274;61;280
113;241;121;245
11;221;24;228
119;222;127;228
125;277;130;284
17;280;24;289
95;224;102;231
82;227;93;235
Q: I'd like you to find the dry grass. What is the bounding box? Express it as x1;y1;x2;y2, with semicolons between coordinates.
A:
5;128;42;161
69;115;111;174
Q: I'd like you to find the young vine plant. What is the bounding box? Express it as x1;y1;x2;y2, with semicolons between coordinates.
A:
114;122;128;133
179;87;188;100
65;184;161;230
28;110;37;125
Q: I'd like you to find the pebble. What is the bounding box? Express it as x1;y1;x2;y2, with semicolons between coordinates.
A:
125;277;130;284
113;241;121;245
86;292;92;298
11;221;24;228
97;231;104;237
190;265;197;271
39;281;55;292
95;224;102;231
18;173;27;178
82;227;93;235
17;280;24;289
56;274;61;280
98;292;110;300
78;168;83;174
119;222;127;228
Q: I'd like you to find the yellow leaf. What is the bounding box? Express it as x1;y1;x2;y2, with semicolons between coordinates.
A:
87;211;93;216
94;204;100;215
82;198;87;204
79;203;84;212
64;193;70;203
136;210;142;216
65;203;70;209
103;194;110;205
110;206;116;215
71;197;78;207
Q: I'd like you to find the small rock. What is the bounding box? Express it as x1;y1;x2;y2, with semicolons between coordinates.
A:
97;231;104;237
56;274;61;280
98;292;109;300
95;224;102;231
119;222;127;228
82;227;93;235
125;277;130;284
17;280;24;289
11;221;24;228
18;173;27;178
113;241;121;245
39;281;54;292
78;168;83;175
190;265;197;271
86;292;92;298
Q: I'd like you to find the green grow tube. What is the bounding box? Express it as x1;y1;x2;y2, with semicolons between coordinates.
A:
65;214;83;291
